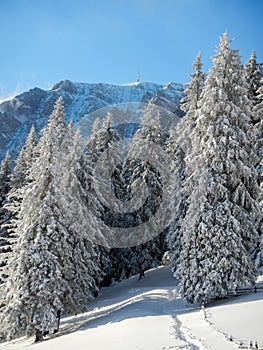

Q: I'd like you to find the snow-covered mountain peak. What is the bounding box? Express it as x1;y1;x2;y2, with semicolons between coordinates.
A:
127;81;141;86
51;79;78;94
0;79;184;160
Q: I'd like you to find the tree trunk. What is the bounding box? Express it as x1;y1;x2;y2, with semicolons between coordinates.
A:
35;330;43;342
54;310;61;334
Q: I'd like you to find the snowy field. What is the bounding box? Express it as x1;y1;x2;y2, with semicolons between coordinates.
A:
0;266;262;350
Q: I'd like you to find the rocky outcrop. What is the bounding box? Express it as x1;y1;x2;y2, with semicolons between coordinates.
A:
0;80;184;160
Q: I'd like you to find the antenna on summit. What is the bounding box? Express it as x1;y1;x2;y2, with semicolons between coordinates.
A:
136;72;140;83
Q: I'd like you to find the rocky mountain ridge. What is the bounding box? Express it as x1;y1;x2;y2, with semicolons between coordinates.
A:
0;79;185;160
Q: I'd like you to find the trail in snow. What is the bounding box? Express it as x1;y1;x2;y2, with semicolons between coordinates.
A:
0;266;262;350
178;310;238;350
205;290;263;349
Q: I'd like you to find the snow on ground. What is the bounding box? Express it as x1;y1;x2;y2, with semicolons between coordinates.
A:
205;292;263;347
0;266;262;350
178;310;238;350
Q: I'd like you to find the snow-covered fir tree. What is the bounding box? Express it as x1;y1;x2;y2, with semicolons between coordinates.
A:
56;122;101;311
167;52;206;270
77;150;110;287
244;51;262;181
120;105;168;278
87;114;122;230
0;152;11;196
245;50;262;122
253;81;263;158
10;125;38;189
175;33;261;305
254;81;263;272
84;114;121;285
180;52;207;116
0;152;12;286
86;113;120;163
0;126;39;289
253;80;263;174
85;108;168;282
257;187;263;272
0;98;69;341
0;97;101;341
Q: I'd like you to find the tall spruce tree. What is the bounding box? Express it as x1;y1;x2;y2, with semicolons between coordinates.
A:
0;97;100;341
0;152;11;196
57;122;101;311
121;106;168;278
254;81;263;272
175;33;260;304
167;52;206;270
0;126;39;289
245;51;262;186
86;108;168;282
245;50;262;122
0;98;68;340
0;152;12;287
11;125;38;189
253;81;263;162
84;114;121;285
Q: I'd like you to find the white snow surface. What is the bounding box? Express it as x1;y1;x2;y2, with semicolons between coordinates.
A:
1;266;262;350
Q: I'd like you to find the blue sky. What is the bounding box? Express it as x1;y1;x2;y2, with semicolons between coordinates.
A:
0;0;262;99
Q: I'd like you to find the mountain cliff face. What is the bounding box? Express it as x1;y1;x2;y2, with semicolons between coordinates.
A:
0;80;184;160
